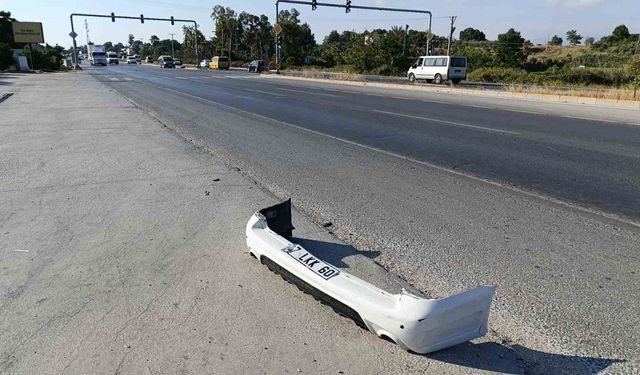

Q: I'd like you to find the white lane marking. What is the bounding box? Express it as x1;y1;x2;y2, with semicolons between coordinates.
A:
174;76;190;80
132;80;640;230
244;88;285;97
502;108;544;115
373;109;520;135
466;104;495;109
275;87;340;97
13;249;29;252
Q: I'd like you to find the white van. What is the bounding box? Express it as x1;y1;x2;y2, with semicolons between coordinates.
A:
407;56;467;84
106;51;119;64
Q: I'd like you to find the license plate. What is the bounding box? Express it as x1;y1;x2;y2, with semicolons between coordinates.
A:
282;245;340;280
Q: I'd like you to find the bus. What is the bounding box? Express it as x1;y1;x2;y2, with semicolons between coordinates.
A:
209;56;230;70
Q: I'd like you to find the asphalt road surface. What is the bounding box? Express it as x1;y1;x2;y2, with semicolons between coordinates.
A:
87;64;639;373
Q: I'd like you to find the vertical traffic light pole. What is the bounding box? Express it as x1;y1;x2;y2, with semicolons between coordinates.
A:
70;13;199;69
275;0;280;73
274;0;433;70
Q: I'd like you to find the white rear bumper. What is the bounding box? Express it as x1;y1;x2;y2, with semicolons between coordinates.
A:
246;200;495;354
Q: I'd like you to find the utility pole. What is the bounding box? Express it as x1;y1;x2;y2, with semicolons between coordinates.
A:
447;16;457;56
402;24;409;56
84;19;90;57
170;33;175;58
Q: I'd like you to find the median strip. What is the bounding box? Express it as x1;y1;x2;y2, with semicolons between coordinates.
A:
372;109;520;135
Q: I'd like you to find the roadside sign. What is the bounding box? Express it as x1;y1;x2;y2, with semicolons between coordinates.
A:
69;31;78;38
13;22;44;44
274;24;282;34
426;32;433;42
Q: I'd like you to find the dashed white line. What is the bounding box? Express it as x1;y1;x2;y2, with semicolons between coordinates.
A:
244;88;285;97
372;109;521;135
276;87;340;97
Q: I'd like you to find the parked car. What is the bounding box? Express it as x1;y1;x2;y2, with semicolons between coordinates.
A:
145;56;154;63
173;58;183;67
158;55;175;68
199;59;211;68
406;55;467;84
247;60;266;73
126;55;138;64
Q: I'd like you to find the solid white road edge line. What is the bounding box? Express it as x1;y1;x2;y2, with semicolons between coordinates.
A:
130;79;640;230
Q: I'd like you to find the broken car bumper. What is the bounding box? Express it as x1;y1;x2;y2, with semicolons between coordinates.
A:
246;200;496;354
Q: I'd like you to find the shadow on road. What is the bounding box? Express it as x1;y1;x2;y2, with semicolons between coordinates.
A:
427;342;624;374
291;237;624;374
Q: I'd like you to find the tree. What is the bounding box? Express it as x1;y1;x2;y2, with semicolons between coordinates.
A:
149;35;160;46
128;34;135;47
0;42;12;69
211;6;239;58
549;35;563;46
612;25;630;41
459;27;486;42
585;37;595;46
277;8;316;66
566;30;582;45
628;54;640;98
0;11;18;47
181;25;205;62
495;28;526;68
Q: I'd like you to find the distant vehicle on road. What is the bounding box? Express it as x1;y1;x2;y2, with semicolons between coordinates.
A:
209;56;230;70
199;59;211;68
247;60;266;73
106;51;119;65
126;55;137;64
135;55;141;64
145;56;154;63
173;58;183;67
158;55;175;68
407;55;467;84
88;44;107;66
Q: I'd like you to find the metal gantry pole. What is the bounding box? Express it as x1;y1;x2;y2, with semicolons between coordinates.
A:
274;0;433;64
275;0;280;73
69;13;199;65
194;21;199;64
70;15;79;68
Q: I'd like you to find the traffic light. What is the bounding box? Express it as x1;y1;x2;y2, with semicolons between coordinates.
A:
346;0;351;13
428;44;433;56
312;0;317;11
111;12;115;22
140;14;144;24
170;16;174;25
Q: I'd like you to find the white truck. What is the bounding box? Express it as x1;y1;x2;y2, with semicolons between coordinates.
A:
88;44;107;66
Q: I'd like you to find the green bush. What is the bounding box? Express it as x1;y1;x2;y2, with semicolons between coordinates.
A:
23;46;63;70
468;66;632;87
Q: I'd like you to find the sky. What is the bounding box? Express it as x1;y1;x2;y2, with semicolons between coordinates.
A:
2;0;638;47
